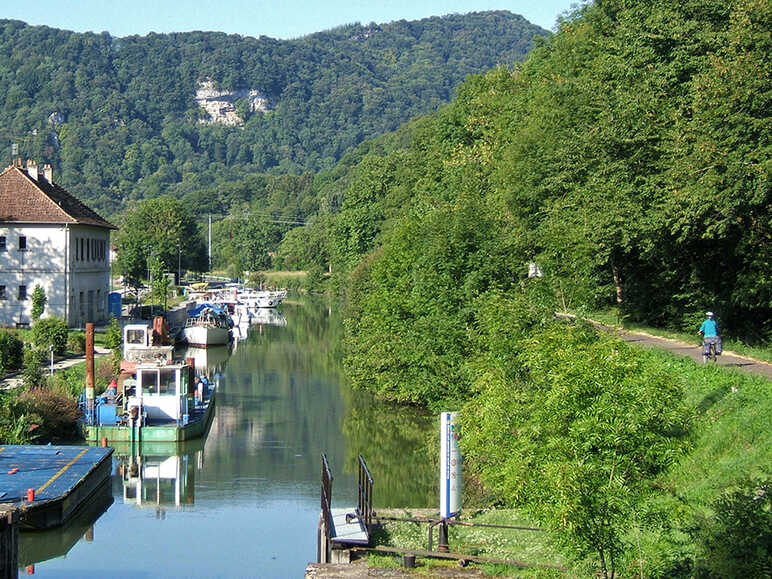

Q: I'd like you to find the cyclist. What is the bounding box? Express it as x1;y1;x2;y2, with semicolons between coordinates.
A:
698;311;722;362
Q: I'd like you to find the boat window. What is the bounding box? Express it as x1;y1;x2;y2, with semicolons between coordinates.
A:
126;328;147;346
158;368;177;396
141;370;158;395
181;371;189;396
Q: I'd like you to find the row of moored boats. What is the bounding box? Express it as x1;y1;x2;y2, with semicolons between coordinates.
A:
181;286;287;347
78;285;287;444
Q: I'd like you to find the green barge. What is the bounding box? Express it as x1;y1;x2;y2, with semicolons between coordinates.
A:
80;360;216;444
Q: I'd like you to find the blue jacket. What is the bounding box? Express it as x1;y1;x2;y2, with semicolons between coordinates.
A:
699;319;719;337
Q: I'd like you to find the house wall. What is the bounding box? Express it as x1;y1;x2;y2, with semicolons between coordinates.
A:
67;225;112;328
0;224;111;328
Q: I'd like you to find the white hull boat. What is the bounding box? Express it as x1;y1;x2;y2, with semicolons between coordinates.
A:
183;303;232;347
183;324;230;347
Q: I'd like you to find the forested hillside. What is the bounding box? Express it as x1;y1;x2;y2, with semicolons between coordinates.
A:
0;12;545;215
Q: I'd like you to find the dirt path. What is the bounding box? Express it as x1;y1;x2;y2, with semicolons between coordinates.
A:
0;347;112;391
603;326;772;380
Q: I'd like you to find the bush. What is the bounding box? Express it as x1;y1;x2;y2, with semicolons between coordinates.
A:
0;390;40;444
31;317;69;355
694;479;772;578
0;330;24;373
67;332;86;354
21;347;45;389
16;386;80;441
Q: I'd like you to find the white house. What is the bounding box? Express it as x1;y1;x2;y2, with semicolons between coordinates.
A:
0;159;116;328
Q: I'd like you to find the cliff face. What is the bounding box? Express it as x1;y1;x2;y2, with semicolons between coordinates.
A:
194;80;270;126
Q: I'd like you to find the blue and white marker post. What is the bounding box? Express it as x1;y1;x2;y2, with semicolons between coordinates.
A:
439;411;461;551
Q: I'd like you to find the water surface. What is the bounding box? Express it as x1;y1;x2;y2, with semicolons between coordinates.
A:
20;298;435;578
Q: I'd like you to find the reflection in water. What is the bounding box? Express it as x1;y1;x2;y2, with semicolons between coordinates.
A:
251;308;287;327
180;344;231;377
113;439;206;511
18;481;113;566
23;297;435;578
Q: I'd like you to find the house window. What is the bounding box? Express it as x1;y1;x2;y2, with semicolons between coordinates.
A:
18;285;27;300
79;291;85;315
0;237;6;251
18;236;26;251
0;285;6;299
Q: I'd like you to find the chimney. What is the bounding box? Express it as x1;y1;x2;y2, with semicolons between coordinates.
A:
42;164;53;183
26;159;38;181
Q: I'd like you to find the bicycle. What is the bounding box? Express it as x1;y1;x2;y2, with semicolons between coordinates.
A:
701;336;721;363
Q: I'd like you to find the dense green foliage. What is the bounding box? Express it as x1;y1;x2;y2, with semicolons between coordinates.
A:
0;12;544;217
0;330;24;374
284;0;770;343
692;479;772;578
113;195;206;284
30;316;68;355
463;299;692;577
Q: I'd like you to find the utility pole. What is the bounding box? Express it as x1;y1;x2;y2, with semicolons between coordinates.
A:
208;214;212;272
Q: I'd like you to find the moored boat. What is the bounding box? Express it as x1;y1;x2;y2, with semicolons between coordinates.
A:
80;360;216;444
183;303;232;347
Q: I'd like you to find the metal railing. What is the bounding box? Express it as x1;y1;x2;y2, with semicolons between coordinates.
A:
356;455;374;535
318;453;334;563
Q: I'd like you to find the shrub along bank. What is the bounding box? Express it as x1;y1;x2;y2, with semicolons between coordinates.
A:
0;319;118;444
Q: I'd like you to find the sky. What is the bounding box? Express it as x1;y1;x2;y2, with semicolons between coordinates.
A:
2;1;581;39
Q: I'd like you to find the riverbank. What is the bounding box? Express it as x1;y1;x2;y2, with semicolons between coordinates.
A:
308;509;565;578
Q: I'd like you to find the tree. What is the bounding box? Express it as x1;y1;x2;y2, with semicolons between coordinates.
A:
30;284;47;321
462;313;691;578
149;254;171;310
114;196;206;292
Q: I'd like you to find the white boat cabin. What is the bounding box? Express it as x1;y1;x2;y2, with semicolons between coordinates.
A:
122;323;173;371
127;362;193;423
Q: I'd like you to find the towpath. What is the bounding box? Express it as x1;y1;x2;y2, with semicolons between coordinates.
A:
589;321;772;380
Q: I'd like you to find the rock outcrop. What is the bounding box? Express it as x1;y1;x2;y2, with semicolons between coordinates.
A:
194;80;270;126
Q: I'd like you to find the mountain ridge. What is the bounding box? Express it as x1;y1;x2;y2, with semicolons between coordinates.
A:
0;12;547;216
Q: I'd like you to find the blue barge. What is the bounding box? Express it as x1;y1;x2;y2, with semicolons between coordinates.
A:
0;445;113;530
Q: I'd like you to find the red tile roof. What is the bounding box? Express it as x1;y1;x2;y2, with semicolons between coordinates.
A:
0;165;116;229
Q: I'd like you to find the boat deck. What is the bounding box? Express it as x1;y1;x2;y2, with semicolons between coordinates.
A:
82;394;216;443
0;445;113;529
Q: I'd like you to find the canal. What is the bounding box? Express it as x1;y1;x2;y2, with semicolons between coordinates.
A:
19;297;436;578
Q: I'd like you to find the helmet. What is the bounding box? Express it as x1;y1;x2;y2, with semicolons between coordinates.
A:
705;311;714;317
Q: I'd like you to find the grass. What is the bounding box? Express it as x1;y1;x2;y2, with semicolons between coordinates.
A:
582;307;772;363
611;346;772;575
369;509;566;577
